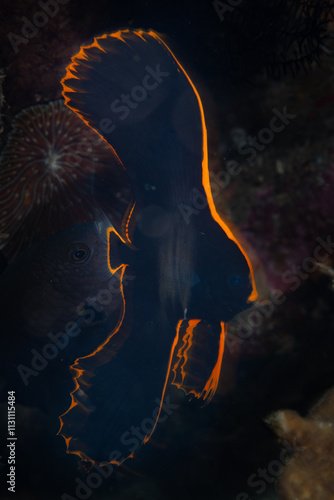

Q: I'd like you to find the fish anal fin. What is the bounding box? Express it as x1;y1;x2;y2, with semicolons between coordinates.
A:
171;320;227;404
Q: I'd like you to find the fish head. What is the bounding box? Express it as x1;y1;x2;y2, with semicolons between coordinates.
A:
0;215;124;341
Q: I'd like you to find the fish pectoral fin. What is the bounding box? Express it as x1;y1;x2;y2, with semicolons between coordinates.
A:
171;320;227;404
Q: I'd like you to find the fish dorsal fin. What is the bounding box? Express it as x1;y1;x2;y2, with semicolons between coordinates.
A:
61;29;257;301
61;30;203;210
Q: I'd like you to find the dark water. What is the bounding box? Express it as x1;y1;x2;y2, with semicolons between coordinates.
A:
1;1;334;499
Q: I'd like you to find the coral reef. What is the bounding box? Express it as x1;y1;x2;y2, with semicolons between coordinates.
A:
217;43;334;292
0;100;131;261
239;163;334;291
267;387;334;499
0;0;75;116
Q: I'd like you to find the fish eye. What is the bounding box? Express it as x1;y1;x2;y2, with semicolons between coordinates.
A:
68;244;91;264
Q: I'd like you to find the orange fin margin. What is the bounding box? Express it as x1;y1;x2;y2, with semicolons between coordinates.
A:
171;320;227;404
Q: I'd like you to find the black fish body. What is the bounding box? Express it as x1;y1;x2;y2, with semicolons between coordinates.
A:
63;30;255;318
1;30;257;465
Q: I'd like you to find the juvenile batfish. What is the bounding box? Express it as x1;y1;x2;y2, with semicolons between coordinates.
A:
58;29;257;466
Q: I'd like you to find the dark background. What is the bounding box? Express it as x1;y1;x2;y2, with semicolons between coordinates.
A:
1;1;334;499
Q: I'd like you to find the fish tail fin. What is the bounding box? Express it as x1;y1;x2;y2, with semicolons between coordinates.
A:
171;320;227;404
